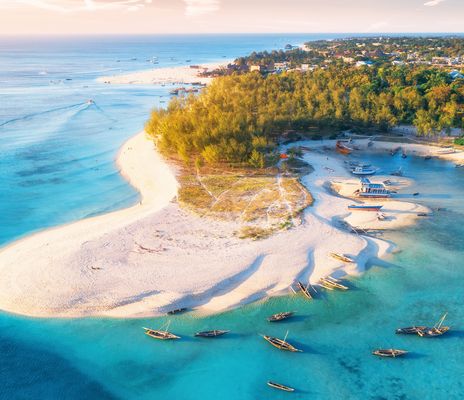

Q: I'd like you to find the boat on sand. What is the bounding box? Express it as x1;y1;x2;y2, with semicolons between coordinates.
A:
330;252;354;263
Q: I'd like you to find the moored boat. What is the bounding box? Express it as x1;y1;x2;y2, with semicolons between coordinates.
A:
396;326;427;335
167;307;187;315
194;330;230;338
417;313;450;337
297;281;313;300
348;204;383;212
320;276;349;290
267;381;295;392
372;349;408;358
143;326;180;340
261;334;302;352
267;311;295;322
330;252;354;263
351;166;377;175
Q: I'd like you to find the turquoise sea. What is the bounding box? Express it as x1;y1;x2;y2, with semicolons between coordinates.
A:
1;35;464;399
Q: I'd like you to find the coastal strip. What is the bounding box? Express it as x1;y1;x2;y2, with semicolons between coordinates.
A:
0;131;437;318
97;61;228;86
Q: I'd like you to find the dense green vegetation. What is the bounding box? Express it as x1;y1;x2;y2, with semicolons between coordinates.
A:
146;64;463;167
236;37;464;69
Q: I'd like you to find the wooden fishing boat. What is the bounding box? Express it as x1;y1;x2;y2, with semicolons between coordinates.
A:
261;334;302;352
167;307;187;315
267;311;295;322
417;313;450;337
336;141;353;155
418;326;450;337
372;349;408;358
267;381;295;392
330;252;354;263
143;326;180;340
396;326;427;335
348;204;383;212
194;330;230;338
320;277;349;290
297;281;313;299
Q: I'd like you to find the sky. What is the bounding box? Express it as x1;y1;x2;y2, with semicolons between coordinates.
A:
0;0;462;35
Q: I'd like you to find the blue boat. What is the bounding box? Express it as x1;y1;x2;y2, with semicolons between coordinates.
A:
348;204;383;212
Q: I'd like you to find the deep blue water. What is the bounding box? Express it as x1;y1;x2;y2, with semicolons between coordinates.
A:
1;35;464;399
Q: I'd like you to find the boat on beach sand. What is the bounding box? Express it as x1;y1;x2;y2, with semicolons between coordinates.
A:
336;140;353;155
320;276;349;290
297;281;313;300
348;204;383;212
330;252;354;263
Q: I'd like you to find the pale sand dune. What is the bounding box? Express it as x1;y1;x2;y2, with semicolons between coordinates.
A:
97;62;228;86
0;134;432;318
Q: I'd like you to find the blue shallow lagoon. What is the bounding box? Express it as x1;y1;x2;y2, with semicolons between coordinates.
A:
1;36;464;399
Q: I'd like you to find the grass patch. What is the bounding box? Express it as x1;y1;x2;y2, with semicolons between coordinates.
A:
177;168;313;238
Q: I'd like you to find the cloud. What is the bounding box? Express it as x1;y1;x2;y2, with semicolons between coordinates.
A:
183;0;219;17
424;0;446;6
6;0;151;12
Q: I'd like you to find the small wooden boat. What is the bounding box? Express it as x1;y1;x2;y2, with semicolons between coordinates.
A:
396;326;427;335
417;212;429;217
320;277;349;290
348;204;383;212
436;147;455;155
330;252;354;263
268;311;295;322
417;313;450;337
143;325;180;340
390;167;403;177
336;141;353;155
261;334;302;352
377;212;386;221
167;307;187;315
297;281;313;300
267;381;295;392
373;349;408;358
413;192;419;196
418;326;450;337
424;155;432;160
194;330;230;338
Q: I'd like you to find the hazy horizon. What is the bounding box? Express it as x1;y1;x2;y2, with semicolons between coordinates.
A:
1;0;462;35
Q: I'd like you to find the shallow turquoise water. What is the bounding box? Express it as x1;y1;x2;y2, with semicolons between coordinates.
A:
2;36;464;399
1;152;464;399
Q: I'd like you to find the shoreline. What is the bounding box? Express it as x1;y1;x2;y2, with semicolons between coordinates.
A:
0;135;450;319
97;61;229;86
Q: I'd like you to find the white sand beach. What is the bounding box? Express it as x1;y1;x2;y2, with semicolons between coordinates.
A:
0;134;453;318
97;62;228;86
